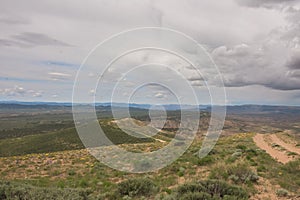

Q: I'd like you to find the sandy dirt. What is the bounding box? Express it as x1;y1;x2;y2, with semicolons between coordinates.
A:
250;178;280;200
250;177;300;200
253;134;294;164
269;134;300;155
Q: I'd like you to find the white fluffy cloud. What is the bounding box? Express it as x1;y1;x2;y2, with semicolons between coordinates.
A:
0;86;43;98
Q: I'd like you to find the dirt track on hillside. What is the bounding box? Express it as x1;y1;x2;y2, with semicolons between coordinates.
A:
269;134;300;155
253;134;296;164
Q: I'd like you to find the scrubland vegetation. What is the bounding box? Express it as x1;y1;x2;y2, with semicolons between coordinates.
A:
0;105;299;199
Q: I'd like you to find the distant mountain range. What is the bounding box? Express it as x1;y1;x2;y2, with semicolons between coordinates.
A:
1;101;300;114
0;101;208;110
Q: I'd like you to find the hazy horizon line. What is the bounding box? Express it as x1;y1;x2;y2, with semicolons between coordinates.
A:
1;100;300;107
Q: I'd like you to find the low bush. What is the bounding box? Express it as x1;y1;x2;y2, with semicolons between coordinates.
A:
172;179;248;200
227;164;259;184
117;177;157;197
209;163;259;184
179;192;212;200
245;149;257;157
197;156;215;166
235;145;247;151
0;181;90;200
281;160;300;174
68;169;76;176
276;188;289;197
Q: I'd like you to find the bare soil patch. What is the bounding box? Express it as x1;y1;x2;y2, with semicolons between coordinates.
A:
253;134;295;164
269;134;300;155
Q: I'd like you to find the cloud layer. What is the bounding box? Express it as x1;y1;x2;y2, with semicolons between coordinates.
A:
0;0;300;105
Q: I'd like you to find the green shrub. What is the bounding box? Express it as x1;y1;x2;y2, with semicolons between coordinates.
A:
245;149;257;157
179;192;212;200
281;160;300;174
227;164;259;184
287;152;297;156
177;167;186;177
276;188;289;197
68;169;76;176
197;156;215;166
209;164;230;180
257;165;267;173
176;183;206;195
226;150;243;163
235;145;247;151
117;178;157;197
271;143;280;148
209;163;259;184
198;179;248;198
0;181;90;200
78;179;88;188
174;179;248;200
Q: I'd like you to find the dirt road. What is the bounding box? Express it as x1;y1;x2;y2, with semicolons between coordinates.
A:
253;134;294;164
269;134;300;155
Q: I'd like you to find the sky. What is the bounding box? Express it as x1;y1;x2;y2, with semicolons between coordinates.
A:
1;0;300;105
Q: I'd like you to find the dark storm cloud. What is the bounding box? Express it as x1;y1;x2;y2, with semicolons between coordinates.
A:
286;55;300;69
224;76;300;91
264;79;300;90
211;0;300;92
212;41;300;91
223;77;251;88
